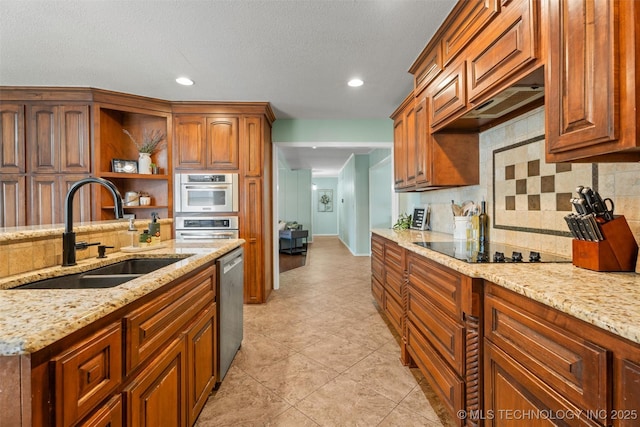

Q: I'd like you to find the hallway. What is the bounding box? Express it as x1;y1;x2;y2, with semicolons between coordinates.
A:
195;236;454;426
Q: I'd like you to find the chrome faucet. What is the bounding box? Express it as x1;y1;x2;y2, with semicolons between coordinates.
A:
62;177;124;266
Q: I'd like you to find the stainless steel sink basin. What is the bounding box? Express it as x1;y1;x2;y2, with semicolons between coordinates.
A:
10;257;184;290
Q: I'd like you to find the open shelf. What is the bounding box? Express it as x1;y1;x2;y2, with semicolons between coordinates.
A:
102;205;169;210
101;172;169;180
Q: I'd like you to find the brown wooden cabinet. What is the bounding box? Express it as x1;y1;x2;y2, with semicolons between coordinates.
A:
20;260;220;427
545;0;640;162
465;0;540;105
173;114;239;171
27;104;90;174
0;103;25;174
430;58;467;131
484;282;640;427
406;251;483;427
391;94;411;190
370;234;405;337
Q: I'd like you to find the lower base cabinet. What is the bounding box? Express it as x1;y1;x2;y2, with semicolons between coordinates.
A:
26;262;219;427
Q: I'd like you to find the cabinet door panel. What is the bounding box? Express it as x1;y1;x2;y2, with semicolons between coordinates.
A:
467;0;538;103
241;177;264;303
430;60;467;129
414;94;429;185
405;102;417;186
59;105;90;173
0;175;26;227
186;304;217;426
546;0;616;154
174;116;206;169
61;174;92;224
207;116;239;170
441;0;499;66
28;105;58;173
371;276;384;308
29;175;58;225
243;116;262;177
125;337;187;427
393;115;406;189
0;104;25;173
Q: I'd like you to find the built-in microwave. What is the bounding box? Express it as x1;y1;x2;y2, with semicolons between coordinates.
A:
175;173;239;213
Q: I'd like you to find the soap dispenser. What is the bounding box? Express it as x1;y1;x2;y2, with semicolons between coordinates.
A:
127;217;138;248
149;212;161;246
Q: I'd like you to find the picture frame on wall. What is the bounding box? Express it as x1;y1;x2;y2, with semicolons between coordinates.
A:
318;189;333;212
111;159;138;174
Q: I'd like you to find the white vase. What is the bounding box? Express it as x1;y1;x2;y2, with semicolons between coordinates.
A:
138;152;152;174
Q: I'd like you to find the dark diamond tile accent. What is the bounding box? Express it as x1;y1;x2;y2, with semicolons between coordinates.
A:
505;196;516;210
528;159;540;177
516;179;527;194
541;175;555;193
505;165;515;180
556;163;572;173
528;195;541;210
556;193;573;211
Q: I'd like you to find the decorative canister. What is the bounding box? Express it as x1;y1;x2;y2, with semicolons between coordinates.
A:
138;152;152;174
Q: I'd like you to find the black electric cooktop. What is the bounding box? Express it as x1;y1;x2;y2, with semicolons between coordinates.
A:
413;241;571;263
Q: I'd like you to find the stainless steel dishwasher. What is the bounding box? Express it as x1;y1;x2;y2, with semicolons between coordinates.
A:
216;246;244;384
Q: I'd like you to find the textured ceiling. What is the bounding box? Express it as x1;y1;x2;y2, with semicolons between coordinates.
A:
0;0;455;174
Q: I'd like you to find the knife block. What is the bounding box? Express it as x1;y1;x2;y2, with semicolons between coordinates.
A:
572;216;639;272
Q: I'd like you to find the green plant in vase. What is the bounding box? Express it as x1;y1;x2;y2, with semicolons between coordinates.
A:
123;129;166;174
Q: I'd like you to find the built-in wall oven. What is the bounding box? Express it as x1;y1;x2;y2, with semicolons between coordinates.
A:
175;216;239;240
175;173;238;213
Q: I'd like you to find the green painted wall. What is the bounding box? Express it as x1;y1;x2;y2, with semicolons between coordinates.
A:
312;177;338;235
338;154;371;255
273;119;393;143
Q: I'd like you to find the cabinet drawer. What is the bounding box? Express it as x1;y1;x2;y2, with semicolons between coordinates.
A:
53;322;122;427
407;321;464;426
79;395;122;427
485;292;610;418
407;286;464;374
485;341;601;427
384;290;403;336
466;0;538;103
385;267;403;303
125;265;215;374
371;235;384;258
371;276;384;308
384;241;404;273
407;252;463;320
371;251;384;282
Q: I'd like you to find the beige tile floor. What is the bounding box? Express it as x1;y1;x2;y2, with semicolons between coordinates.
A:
195;236;455;427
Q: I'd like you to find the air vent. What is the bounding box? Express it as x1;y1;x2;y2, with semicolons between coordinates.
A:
463;86;544;119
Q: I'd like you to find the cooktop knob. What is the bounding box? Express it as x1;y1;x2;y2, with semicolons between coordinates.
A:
529;251;541;262
476;252;489;263
493;251;505;262
511;251;523;262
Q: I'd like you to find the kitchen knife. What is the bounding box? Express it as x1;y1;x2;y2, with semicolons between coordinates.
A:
570;198;586;215
576;187;593;214
564;215;583;239
586;213;604;240
574;214;591;241
580;214;598;241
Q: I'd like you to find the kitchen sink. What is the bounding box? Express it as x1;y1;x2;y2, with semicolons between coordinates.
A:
10;257;185;290
80;257;184;275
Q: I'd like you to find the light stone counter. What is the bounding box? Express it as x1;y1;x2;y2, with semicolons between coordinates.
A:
0;239;243;355
373;228;640;345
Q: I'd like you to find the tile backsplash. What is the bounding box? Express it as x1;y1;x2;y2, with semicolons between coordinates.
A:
399;106;640;257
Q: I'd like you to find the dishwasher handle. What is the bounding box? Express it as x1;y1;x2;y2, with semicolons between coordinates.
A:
220;248;244;275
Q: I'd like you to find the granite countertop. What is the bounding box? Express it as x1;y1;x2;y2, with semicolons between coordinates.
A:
372;228;640;346
0;239;243;356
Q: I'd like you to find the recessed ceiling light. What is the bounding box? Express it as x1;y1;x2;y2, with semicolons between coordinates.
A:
176;77;194;86
312;146;317;149
348;78;364;87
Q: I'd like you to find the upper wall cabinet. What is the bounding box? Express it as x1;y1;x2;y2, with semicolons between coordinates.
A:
27;104;91;174
173;114;239;171
0;104;25;174
545;0;640;162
